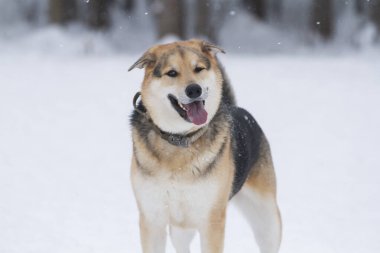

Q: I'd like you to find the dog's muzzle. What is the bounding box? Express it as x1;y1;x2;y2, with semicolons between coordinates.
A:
168;88;208;125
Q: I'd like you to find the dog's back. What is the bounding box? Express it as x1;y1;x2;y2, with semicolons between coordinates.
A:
230;106;263;197
217;61;265;198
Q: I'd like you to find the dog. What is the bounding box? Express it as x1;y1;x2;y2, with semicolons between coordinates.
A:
128;39;282;253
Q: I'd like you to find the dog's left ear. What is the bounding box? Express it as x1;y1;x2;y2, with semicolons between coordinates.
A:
201;41;226;56
128;52;156;71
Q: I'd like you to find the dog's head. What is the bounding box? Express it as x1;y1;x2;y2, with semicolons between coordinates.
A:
129;39;225;134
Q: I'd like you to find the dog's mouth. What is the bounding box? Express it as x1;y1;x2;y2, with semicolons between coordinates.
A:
168;94;208;125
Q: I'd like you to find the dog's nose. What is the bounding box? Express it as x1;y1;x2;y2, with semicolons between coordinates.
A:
185;84;202;99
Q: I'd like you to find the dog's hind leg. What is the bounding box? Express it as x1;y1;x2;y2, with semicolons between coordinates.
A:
233;187;281;253
232;139;282;253
169;226;196;253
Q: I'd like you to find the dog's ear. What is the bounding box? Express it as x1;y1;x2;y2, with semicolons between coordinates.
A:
128;52;156;71
201;41;226;56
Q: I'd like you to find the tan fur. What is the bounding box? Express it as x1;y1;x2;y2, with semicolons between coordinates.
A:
140;40;222;88
129;40;281;253
131;119;229;178
242;137;283;251
245;137;277;196
199;140;234;253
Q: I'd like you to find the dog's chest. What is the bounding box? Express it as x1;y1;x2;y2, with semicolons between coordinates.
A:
134;172;220;227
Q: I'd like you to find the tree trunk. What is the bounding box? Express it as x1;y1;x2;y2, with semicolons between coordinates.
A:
271;0;283;22
153;0;185;39
87;0;113;30
310;0;334;40
355;0;364;14
195;0;217;42
49;0;77;24
122;0;134;13
243;0;267;21
370;0;380;39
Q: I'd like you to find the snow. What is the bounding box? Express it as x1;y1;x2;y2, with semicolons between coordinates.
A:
1;35;380;252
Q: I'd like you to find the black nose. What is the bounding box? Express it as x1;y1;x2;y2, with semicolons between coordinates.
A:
185;84;202;99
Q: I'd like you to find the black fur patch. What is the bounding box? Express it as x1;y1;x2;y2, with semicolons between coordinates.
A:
217;59;236;106
230;107;263;198
153;63;162;77
130;102;161;160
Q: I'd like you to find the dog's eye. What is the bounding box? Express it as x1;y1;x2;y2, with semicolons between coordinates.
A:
194;67;205;73
166;70;178;77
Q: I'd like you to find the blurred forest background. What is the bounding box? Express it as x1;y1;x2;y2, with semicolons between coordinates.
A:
0;0;380;53
1;2;380;253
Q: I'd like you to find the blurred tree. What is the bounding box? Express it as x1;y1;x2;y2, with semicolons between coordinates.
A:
243;0;267;21
195;0;217;42
355;0;365;14
271;0;283;22
370;0;380;40
87;0;114;29
310;0;334;40
24;1;38;24
153;0;185;39
49;0;77;24
122;0;135;13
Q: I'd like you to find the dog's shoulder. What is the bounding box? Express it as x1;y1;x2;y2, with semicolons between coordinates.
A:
229;106;264;197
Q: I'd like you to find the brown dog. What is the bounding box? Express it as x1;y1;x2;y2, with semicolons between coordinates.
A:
129;39;281;253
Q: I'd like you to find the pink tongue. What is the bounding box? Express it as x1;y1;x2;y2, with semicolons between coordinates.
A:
184;101;208;125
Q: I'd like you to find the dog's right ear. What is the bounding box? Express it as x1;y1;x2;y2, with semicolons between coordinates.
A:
128;52;156;71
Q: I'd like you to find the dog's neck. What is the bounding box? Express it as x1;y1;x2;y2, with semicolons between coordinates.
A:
157;126;207;147
132;92;208;148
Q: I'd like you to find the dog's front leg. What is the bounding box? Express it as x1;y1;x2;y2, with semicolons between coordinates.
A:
199;208;227;253
139;214;167;253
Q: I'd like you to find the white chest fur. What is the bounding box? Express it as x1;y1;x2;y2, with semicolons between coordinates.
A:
133;170;220;228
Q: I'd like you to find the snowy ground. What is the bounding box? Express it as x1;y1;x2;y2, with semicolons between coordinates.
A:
1;46;380;253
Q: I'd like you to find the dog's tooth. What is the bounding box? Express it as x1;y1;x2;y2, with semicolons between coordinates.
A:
179;103;187;111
